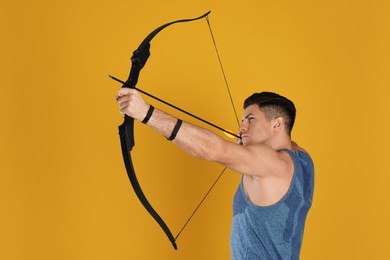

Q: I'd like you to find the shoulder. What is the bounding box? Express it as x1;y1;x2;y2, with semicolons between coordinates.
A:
244;145;294;178
215;141;295;178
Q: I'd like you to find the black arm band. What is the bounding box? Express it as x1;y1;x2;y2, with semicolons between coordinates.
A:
167;119;183;141
142;105;154;124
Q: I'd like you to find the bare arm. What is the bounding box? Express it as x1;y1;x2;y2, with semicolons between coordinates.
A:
117;88;289;177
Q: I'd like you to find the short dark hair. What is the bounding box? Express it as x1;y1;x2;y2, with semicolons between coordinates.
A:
244;92;296;135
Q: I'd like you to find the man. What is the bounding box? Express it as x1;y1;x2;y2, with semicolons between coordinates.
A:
116;89;314;259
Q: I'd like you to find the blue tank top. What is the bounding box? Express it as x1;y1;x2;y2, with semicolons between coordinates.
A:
231;149;314;260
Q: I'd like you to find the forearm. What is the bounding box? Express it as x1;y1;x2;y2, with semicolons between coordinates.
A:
146;107;226;161
116;88;228;161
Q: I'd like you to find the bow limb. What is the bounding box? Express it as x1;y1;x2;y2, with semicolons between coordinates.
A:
119;116;177;249
118;11;211;250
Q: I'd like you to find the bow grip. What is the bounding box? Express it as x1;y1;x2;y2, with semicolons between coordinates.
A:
119;115;135;152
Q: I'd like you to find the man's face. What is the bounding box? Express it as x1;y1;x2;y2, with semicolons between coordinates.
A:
239;104;273;146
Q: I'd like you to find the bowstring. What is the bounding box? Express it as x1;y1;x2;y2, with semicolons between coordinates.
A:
175;14;240;242
206;15;240;127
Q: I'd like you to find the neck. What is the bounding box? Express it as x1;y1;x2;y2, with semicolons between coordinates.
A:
268;135;293;151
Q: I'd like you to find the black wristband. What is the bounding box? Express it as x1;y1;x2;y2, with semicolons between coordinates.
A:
142;105;154;124
167;119;183;141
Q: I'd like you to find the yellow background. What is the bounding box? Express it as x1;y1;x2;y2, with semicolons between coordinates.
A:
1;0;389;259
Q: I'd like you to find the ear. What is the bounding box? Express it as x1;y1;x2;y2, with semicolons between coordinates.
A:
272;117;284;133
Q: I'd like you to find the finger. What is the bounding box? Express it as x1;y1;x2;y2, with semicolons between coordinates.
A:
119;103;129;115
117;91;135;103
236;133;243;145
118;87;133;96
119;87;139;96
119;100;130;110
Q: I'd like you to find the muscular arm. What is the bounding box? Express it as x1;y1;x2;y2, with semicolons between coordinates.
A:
117;88;290;178
147;107;226;159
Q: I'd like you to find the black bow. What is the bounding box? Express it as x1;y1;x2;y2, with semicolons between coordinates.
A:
111;11;239;250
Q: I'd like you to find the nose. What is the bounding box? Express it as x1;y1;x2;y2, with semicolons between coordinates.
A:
239;120;248;134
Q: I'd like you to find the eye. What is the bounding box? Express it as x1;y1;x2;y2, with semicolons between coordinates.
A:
248;116;255;122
